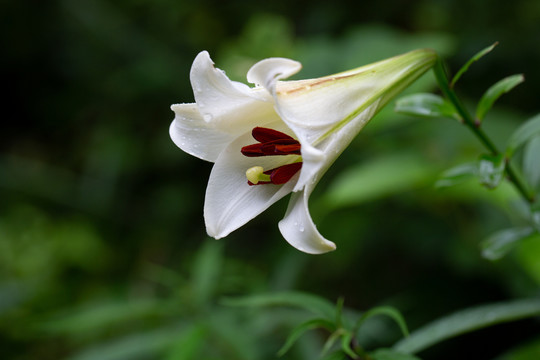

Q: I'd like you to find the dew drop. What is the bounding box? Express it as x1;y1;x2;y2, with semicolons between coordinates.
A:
203;114;213;121
299;224;305;232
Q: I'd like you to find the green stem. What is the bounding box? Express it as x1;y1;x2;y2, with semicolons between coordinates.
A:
433;57;534;203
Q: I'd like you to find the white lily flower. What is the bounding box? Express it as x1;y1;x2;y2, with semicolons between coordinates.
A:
170;49;436;254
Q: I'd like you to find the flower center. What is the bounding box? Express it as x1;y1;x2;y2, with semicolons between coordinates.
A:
241;127;302;186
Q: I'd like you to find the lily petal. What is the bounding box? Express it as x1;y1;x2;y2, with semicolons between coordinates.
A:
204;122;300;238
172;49;437;254
278;183;336;254
247;57;302;92
260;49;435;191
293;101;381;192
170;103;235;162
191;51;279;134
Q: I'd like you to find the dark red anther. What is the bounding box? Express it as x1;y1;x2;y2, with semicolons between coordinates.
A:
243;127;303;186
247;162;302;186
241;127;301;157
269;162;302;184
252;127;295;143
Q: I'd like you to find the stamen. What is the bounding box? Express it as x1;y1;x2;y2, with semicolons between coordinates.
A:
252;127;295;143
242;127;303;186
269;162;302;184
241;128;301;157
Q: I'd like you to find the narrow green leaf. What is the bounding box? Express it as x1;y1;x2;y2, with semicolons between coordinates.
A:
277;318;335;357
335;297;345;328
530;207;540;233
523;136;540;191
481;226;535;260
394;93;458;120
451;42;498;87
507;114;540;158
478;154;506;189
340;332;359;359
164;324;207;360
393;298;540;354
221;291;336;320
320;351;348;360
323;153;436;209
434;162;478;188
516;232;540;285
497;337;540;360
68;325;186;360
370;349;421;360
207;311;260;360
38;298;165;336
476;74;525;122
354;306;409;338
192;239;223;305
322;329;345;357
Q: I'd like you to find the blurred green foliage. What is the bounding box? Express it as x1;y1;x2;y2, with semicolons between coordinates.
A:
2;0;540;359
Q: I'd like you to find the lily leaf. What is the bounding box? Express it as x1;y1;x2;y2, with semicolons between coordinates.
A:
164;324;207;360
323;153;436;209
434;162;478;188
354;306;409;338
277;318;335;357
321;329;346;357
393;298;540;354
394;93;458;120
450;42;498;88
320;351;348;360
506;114;540;158
370;349;421;360
478;154;506;189
68;325;188;360
340;332;359;359
475;74;525;122
192;240;223;305
523;135;540;191
531;204;540;232
481;226;536;260
221;291;336;320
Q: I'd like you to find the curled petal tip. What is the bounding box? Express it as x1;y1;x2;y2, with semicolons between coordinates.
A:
247;57;302;90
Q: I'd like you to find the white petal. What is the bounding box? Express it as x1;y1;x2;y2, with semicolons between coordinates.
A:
273;50;435;191
190;51;279;134
293;102;380;192
247;57;302;92
278;184;336;254
204;123;299;238
275;50;435;131
170;103;237;162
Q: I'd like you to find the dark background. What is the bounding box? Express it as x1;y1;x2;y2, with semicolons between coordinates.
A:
1;0;540;359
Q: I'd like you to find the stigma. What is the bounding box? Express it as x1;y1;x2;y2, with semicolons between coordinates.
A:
241;127;303;186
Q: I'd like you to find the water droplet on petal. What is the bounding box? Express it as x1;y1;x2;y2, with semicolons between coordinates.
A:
203;114;213;121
